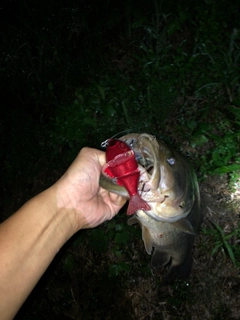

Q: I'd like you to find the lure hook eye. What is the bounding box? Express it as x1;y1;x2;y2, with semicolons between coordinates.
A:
101;139;109;148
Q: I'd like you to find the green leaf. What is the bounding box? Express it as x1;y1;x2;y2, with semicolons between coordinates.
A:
48;81;53;90
63;254;76;272
115;223;125;231
225;242;236;266
97;85;106;100
109;262;130;277
213;164;240;174
211;243;221;256
88;229;108;253
232;99;240;108
191;134;208;147
107;220;116;230
83;117;97;127
186;120;196;130
102;104;116;117
114;231;130;244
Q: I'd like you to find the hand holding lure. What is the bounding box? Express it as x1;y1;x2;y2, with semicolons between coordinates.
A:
101;138;151;215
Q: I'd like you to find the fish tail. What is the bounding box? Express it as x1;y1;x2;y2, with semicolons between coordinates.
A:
127;194;151;215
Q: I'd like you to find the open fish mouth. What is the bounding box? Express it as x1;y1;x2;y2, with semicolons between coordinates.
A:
120;133;163;200
119;133;195;222
100;133;196;223
100;133;162;201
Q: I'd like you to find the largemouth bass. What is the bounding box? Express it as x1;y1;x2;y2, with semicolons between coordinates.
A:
100;133;202;279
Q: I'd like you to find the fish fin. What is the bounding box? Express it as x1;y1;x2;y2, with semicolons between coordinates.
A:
171;218;197;235
166;254;193;281
127;217;139;226
127;217;153;254
151;249;171;269
142;226;153;255
127;194;151;215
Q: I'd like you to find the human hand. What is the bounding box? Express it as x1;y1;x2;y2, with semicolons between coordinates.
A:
54;147;127;233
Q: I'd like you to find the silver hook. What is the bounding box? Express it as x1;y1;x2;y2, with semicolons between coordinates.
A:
101;139;109;148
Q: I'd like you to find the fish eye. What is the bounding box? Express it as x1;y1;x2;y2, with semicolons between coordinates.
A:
167;158;175;165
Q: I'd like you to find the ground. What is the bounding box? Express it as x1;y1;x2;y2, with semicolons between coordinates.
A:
14;174;239;320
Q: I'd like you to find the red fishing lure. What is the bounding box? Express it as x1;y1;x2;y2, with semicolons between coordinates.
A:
102;138;151;215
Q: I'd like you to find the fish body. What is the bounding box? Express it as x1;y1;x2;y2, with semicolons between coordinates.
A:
102;138;151;215
128;192;200;279
100;133;202;279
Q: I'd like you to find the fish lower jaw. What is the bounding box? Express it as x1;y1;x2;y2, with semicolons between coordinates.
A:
137;206;191;223
139;189;166;202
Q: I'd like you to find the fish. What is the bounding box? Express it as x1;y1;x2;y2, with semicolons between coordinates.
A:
100;133;202;279
101;138;151;215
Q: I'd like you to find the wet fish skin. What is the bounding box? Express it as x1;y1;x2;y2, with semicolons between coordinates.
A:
128;191;201;279
100;133;202;279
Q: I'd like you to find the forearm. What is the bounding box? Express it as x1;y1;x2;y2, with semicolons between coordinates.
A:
0;186;74;320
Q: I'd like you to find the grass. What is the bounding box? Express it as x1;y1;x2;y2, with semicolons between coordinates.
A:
203;220;240;267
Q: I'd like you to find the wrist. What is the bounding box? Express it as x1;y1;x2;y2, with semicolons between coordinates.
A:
47;184;78;239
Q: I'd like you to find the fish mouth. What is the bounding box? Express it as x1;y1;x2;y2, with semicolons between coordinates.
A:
120;133;163;201
100;133;163;202
120;133;193;222
100;133;194;222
